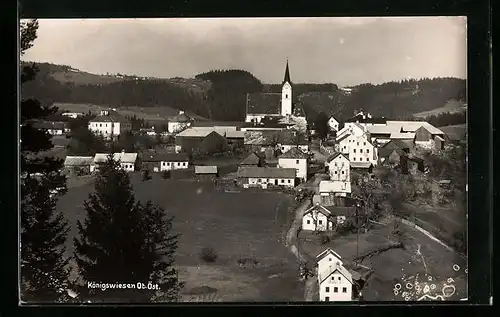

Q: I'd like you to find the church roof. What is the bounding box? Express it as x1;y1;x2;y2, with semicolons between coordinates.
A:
246;93;281;115
283;60;291;84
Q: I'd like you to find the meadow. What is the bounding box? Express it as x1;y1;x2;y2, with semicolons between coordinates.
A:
58;173;303;301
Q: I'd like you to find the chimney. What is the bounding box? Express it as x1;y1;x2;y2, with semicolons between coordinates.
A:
179;110;184;115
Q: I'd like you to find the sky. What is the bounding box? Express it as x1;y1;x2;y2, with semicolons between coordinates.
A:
21;17;467;86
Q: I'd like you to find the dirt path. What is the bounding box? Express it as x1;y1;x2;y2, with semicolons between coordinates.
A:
283;199;316;301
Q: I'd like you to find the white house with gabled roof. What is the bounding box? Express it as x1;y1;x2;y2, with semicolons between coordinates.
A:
317;260;354;302
278;147;309;182
325;152;350;181
328;116;339;132
316;248;344;272
348;134;377;166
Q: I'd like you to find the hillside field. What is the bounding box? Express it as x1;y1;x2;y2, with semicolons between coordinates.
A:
54;103;209;122
439;124;467;141
413;100;467;119
58;174;303;302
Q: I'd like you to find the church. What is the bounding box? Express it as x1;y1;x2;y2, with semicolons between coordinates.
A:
244;60;307;131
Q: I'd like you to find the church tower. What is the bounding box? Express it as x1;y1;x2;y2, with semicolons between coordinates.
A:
281;60;292;116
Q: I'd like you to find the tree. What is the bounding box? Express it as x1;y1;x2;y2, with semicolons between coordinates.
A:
313;112;329;140
20;19;72;302
74;155;182;302
67;127;108;156
142;168;152;181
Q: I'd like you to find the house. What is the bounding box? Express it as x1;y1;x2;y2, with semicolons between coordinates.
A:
328;116;339;132
347;134;377;166
31;121;69;135
318;260;354;302
63;156;93;176
244;131;279;153
380;140;412;154
140;151;190;172
225;130;246;147
325;152;350;181
88;109;132;139
385;121;445;149
350;162;374;173
312;195;357;207
91;151;138;172
175;129;227;155
302;203;355;231
344;111;387;131
378;148;406;166
236;166;296;188
61;111;85;119
277;147;308;182
401;156;425;174
168;110;193;134
239;152;266;167
316;248;344;272
277;131;309;153
319;180;351;197
336;122;366;142
194;165;218;180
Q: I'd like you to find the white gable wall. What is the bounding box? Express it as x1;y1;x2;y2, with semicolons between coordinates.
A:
319;272;353;302
327;155;350;181
278;158;308;181
348;135;378;166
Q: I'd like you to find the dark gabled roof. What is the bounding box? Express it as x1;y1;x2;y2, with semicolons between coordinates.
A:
384;139;411;149
278;147;308;159
283;60;291;84
378;147;406;158
90;110;130;123
237;166;296;179
140;151;189;162
240;152;263;165
246;93;281;115
326;152;348;163
31;121;67;130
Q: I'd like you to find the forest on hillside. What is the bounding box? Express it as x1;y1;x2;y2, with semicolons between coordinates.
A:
20;62;466;122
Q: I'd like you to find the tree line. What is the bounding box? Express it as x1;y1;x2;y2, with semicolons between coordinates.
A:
20;20;183;303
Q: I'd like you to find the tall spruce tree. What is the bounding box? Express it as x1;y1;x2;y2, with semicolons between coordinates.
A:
20;19;72;302
74;155;182;302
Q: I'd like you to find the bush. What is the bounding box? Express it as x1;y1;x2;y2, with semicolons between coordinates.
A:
162;170;171;179
336;219;357;235
141;168;152;181
237;257;259;268
319;233;331;245
199;247;218;263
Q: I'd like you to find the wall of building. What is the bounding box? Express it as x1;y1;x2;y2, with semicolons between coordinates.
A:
243;177;295;188
319;272;353;301
327;157;350;181
120;162;135;172
348;136;377;165
160;161;189;171
278;158;307;181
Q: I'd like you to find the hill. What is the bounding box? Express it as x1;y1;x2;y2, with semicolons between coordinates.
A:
21;61;466;122
413;99;467;119
439;124;467;141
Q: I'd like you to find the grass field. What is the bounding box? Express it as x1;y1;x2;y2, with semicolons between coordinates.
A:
298;219;467;301
439;124;467;141
54;103;209;122
57;173;303;301
413;100;466;119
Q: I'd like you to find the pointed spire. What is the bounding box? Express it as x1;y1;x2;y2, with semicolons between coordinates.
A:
283;59;291;84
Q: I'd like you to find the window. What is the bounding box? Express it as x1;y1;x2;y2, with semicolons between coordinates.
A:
360;149;363;153
334;171;337;174
282;147;285;151
286;94;288;98
296;160;299;164
167;162;171;166
353;157;356;161
357;142;359;146
366;158;369;162
342;171;345;174
342;162;344;166
329;258;332;261
306;220;310;224
343;146;346;149
183;162;186;166
257;179;261;183
288;179;291;183
318;220;322;225
367;149;370;153
343;287;347;293
334;163;337;167
281;179;284;183
338;277;341;280
334;287;338;293
359;158;362;161
99;124;102;127
162;162;165;166
364;142;366;146
325;297;330;302
353;149;356;153
325;287;330;292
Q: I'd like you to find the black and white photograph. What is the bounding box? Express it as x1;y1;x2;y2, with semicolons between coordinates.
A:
19;17;468;303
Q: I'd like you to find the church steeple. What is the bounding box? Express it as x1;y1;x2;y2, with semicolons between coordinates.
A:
283;59;291;84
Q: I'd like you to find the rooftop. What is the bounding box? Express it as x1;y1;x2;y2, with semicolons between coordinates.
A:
390;132;415;139
244;131;278;146
195;165;218;174
140;151;189;162
350;162;373;169
326;152;348;163
236;166;296;179
278;147;309;159
170;112;192;123
318;263;353;285
64;156;94;166
94;152;138;164
31;120;67;130
240;152;264;166
89;110;130;124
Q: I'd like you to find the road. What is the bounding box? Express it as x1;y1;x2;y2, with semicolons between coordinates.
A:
283;199;318;301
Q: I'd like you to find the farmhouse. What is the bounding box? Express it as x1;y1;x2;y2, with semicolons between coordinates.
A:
239;151;266;167
318;260;354;302
277;131;309;153
236;166;296;188
194;165;218;180
328;116;339;132
325;152;350;181
63;156;93;176
140;151;190;172
277;147;308;182
31;121;69;135
302;204;352;231
92;151;138;172
348;134;377;166
168;110;193;134
368;121;445;150
88;109;132;139
319;180;351;197
245;60;307;128
175;129;228;155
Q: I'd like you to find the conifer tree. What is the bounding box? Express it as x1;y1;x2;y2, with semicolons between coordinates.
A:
74;154;182;302
20;19;72;302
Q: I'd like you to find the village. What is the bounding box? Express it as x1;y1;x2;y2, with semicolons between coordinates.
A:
26;61;467;302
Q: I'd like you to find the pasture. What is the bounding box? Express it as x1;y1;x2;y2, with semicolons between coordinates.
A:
53;103;209;122
412;99;467;119
57;173;303;301
298;219;467;301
